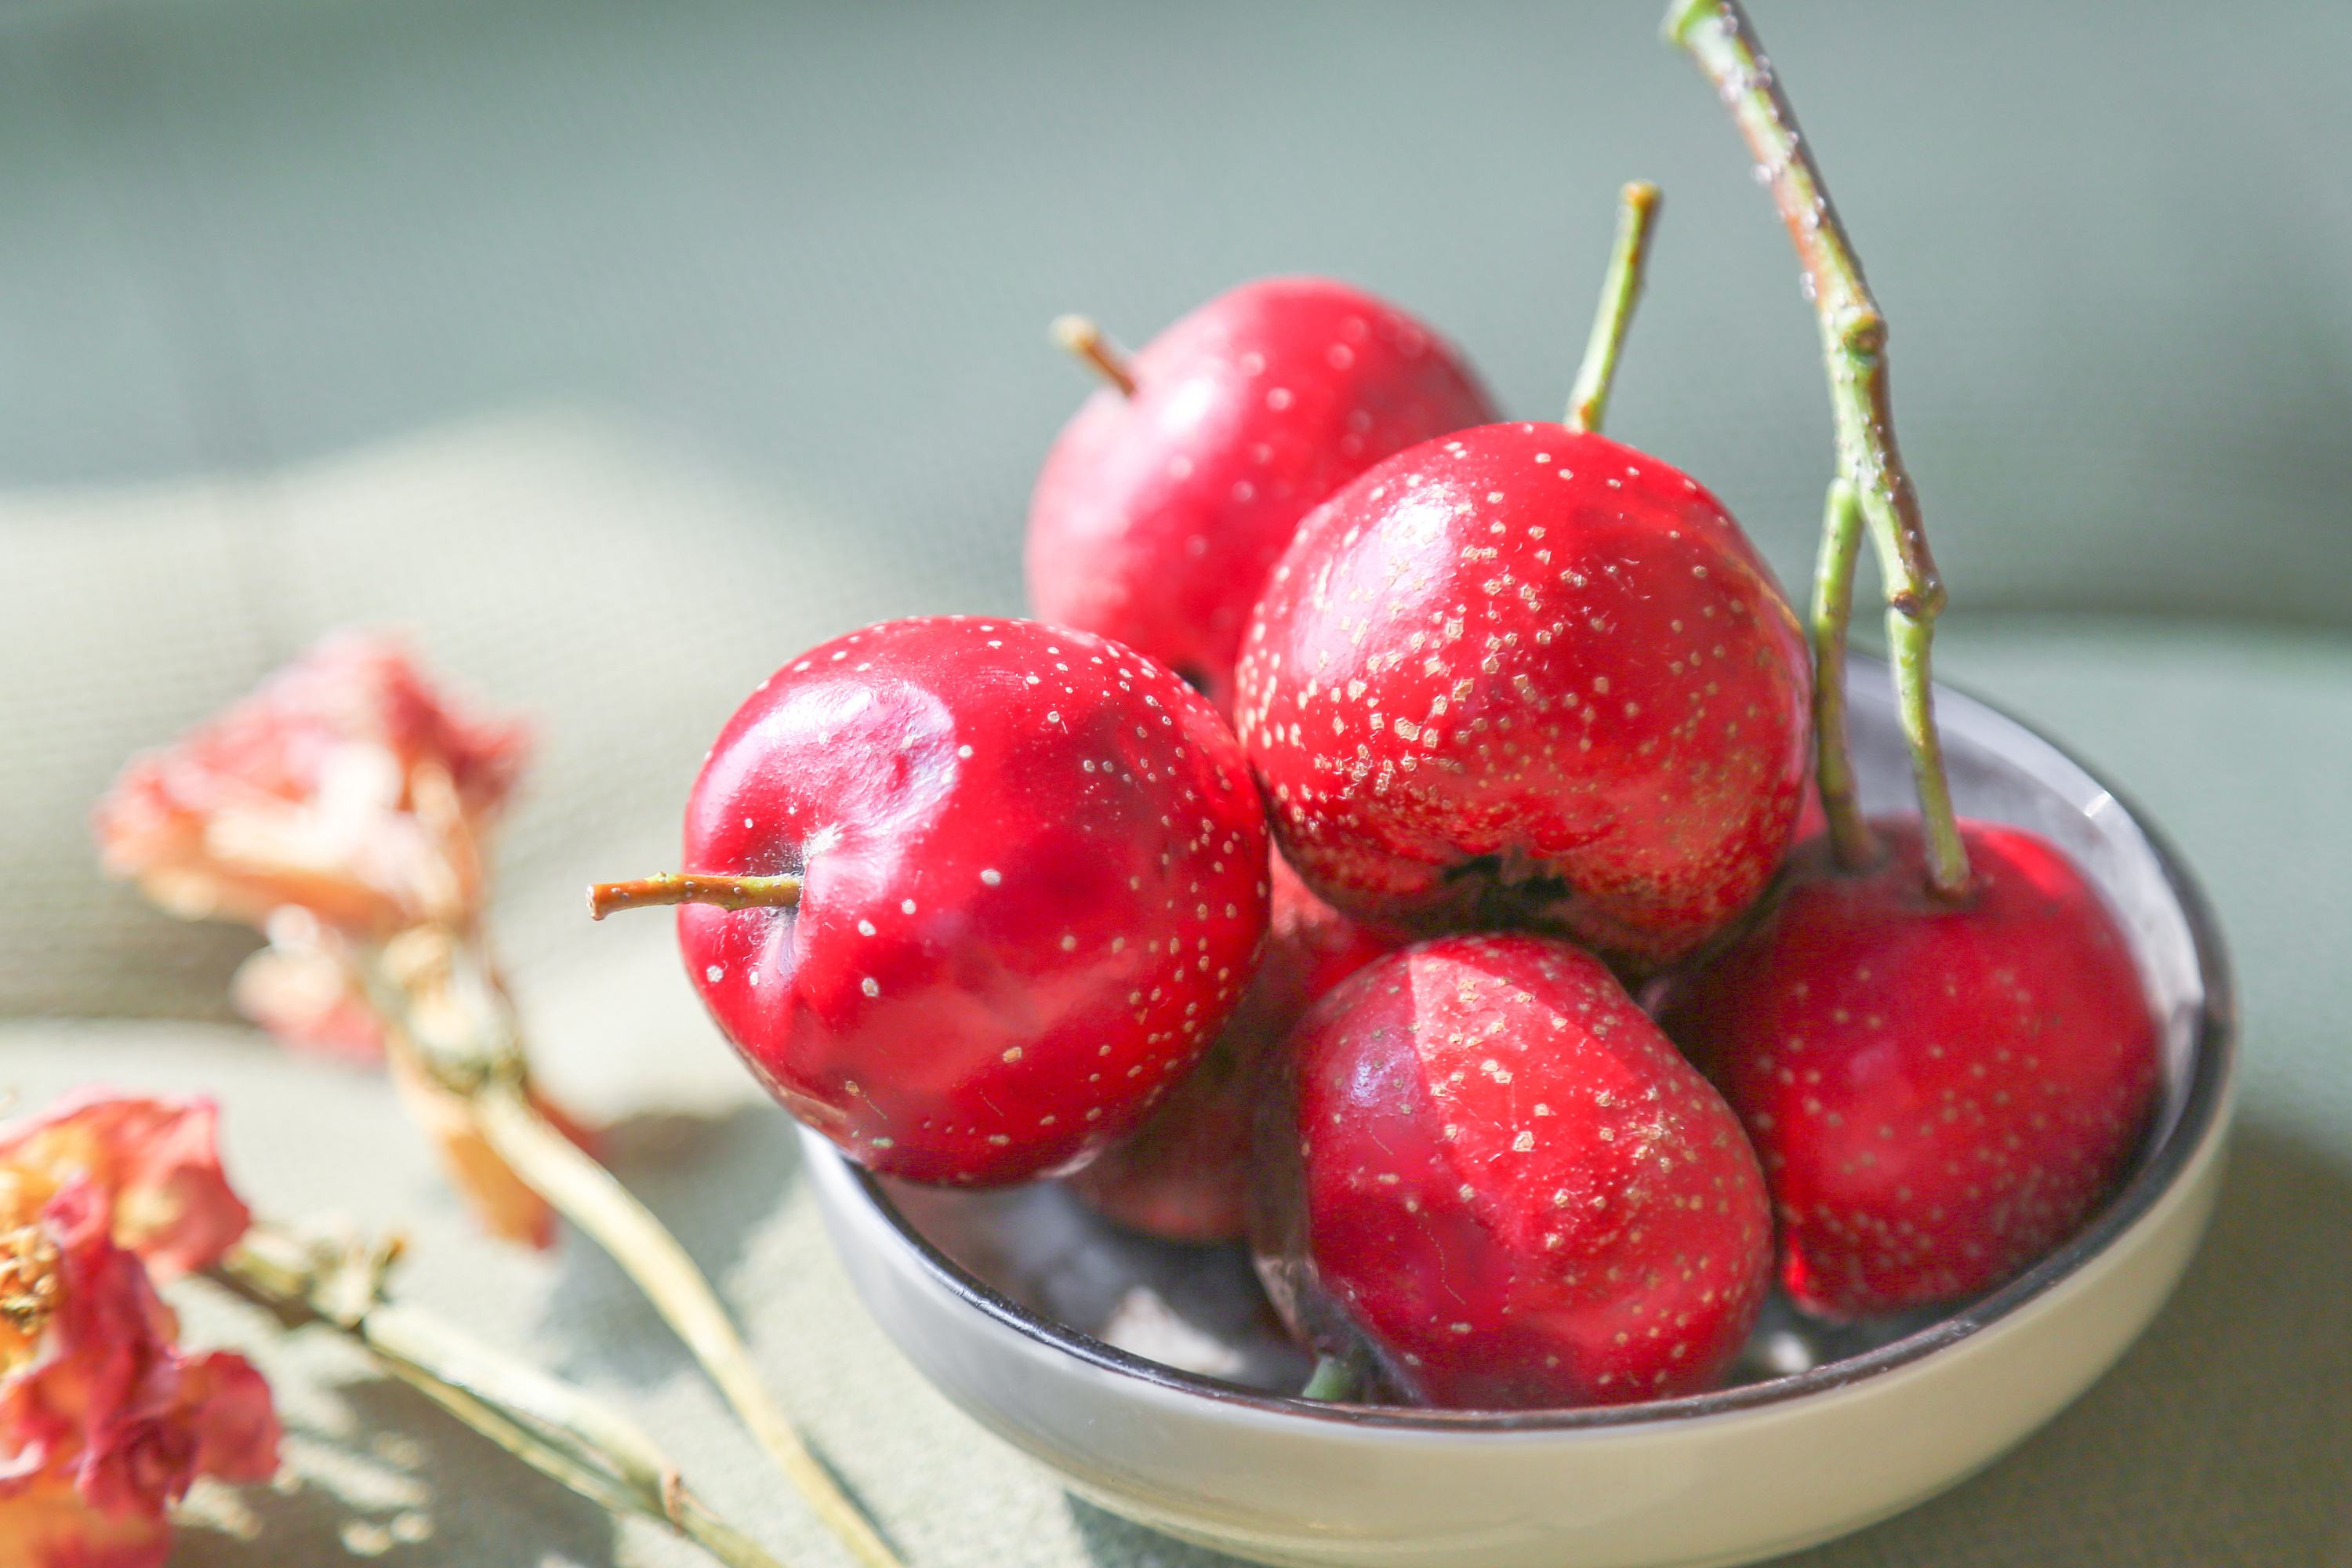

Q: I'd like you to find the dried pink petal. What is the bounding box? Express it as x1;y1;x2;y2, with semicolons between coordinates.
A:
229;938;387;1063
77;1351;277;1522
0;1179;279;1568
0;1493;173;1568
0;1095;250;1280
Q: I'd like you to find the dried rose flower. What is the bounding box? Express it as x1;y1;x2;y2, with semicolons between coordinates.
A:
89;633;589;1247
89;635;876;1560
93;630;528;940
0;1094;278;1568
0;1092;251;1281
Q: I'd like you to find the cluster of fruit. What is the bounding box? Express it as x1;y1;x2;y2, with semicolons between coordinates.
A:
591;0;2159;1411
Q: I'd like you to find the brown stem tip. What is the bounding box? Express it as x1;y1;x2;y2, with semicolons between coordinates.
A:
1051;314;1138;396
587;873;804;921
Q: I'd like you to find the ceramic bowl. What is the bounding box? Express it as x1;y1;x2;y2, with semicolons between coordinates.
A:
804;665;2235;1568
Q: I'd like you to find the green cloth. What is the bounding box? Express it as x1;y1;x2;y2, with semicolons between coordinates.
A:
4;2;2348;1564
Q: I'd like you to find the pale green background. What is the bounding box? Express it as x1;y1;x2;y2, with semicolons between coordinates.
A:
2;2;2347;1564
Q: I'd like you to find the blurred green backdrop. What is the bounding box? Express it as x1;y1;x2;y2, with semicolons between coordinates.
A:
3;3;2348;1566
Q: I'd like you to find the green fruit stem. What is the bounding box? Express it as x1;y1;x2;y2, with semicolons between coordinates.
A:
217;1225;788;1568
1567;180;1664;435
1665;0;1970;898
363;930;898;1568
1298;1355;1362;1403
1810;478;1878;868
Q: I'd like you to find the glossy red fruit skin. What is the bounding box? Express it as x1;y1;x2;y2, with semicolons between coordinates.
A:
1252;933;1773;1409
1657;818;2161;1319
1028;278;1495;713
678;616;1269;1186
1791;777;1828;844
1234;423;1810;971
1065;853;1400;1243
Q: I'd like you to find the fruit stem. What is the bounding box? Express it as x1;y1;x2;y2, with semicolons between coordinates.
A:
588;873;804;921
1666;0;1970;899
216;1223;789;1568
1810;478;1879;869
364;935;901;1568
1298;1355;1360;1403
1566;180;1663;434
466;1080;898;1567
1051;314;1138;397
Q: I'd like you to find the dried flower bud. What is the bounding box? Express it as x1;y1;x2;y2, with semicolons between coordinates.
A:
91;633;597;1253
228;909;390;1062
93;630;528;939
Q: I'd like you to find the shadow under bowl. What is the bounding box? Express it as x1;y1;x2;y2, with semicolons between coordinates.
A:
804;665;2235;1568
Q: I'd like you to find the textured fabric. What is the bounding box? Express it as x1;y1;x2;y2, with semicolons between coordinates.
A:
4;0;2350;1563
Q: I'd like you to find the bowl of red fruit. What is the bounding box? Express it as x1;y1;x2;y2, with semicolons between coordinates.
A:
586;5;2234;1565
797;658;2229;1568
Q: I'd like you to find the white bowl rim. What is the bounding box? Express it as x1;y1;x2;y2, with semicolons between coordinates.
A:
822;677;2237;1434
